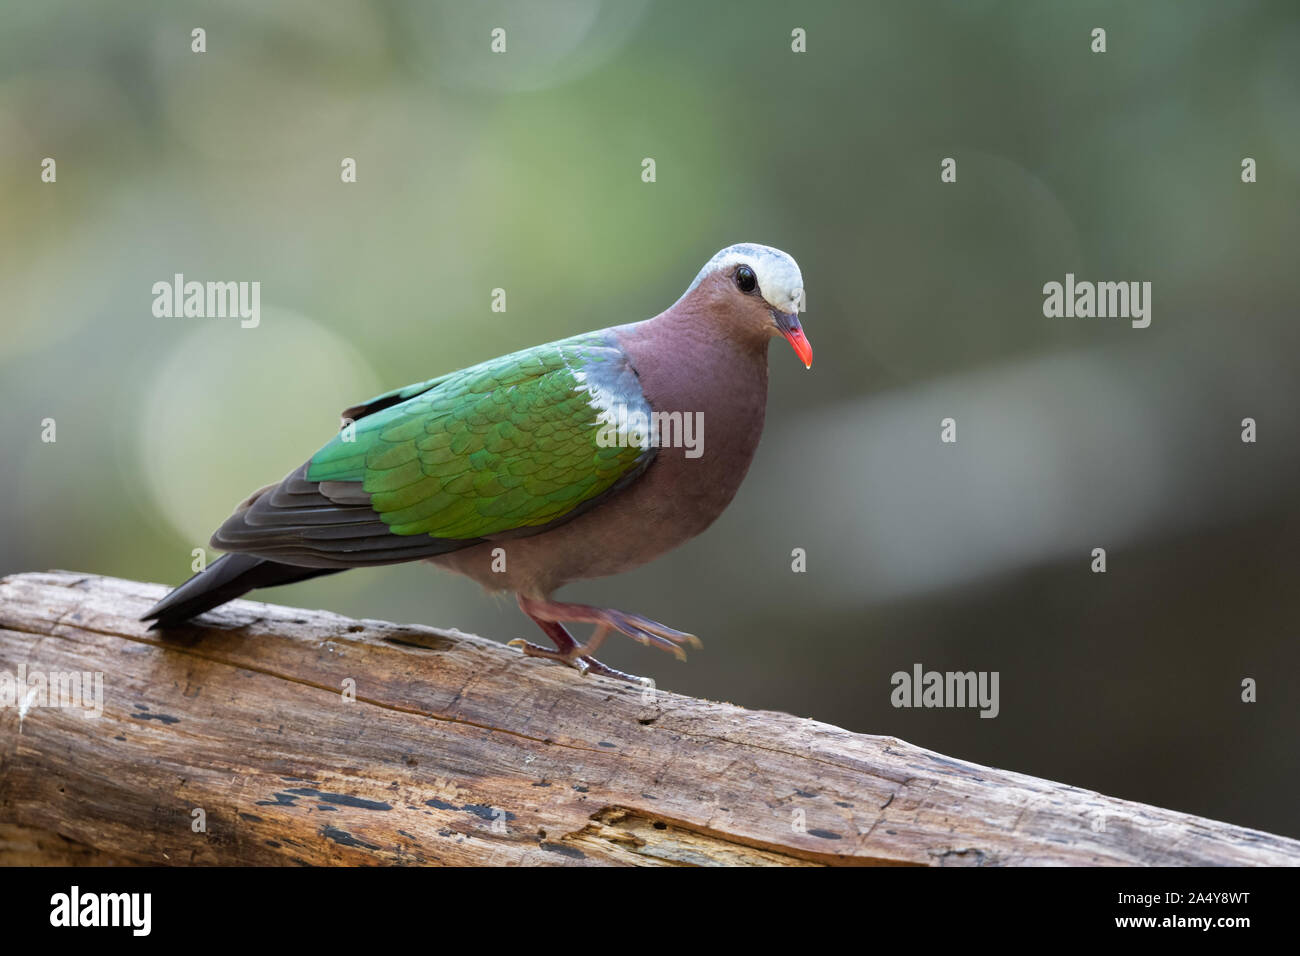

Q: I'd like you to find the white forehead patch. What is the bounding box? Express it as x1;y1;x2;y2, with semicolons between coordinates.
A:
681;243;805;313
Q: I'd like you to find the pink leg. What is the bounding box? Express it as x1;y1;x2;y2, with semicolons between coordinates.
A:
510;594;701;682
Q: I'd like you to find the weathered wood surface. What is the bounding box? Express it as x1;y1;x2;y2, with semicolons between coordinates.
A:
0;570;1296;866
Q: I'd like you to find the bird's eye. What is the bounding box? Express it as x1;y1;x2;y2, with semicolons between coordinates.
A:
735;265;757;293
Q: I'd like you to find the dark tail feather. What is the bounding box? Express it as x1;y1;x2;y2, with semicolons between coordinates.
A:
142;553;342;629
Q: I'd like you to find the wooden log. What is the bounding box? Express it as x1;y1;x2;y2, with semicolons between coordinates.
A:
0;570;1295;866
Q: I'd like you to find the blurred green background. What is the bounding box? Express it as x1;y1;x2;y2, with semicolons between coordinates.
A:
3;1;1298;838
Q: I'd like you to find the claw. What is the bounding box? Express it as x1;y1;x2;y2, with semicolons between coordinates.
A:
617;613;701;648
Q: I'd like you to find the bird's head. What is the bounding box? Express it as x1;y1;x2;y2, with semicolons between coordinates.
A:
678;243;813;368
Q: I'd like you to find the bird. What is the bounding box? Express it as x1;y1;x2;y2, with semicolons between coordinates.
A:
142;243;813;682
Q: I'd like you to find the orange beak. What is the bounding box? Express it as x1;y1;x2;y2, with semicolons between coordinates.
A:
776;311;814;369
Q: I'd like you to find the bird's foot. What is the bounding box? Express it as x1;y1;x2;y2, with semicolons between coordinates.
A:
506;638;646;683
507;621;609;675
573;656;646;683
508;619;650;684
517;595;701;662
507;638;592;674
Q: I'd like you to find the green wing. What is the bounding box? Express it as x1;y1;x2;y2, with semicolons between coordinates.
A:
303;332;653;542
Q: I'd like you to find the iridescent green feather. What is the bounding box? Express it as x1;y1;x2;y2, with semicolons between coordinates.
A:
306;332;651;540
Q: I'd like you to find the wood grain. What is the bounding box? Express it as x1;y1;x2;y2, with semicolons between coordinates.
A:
1;571;1295;866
